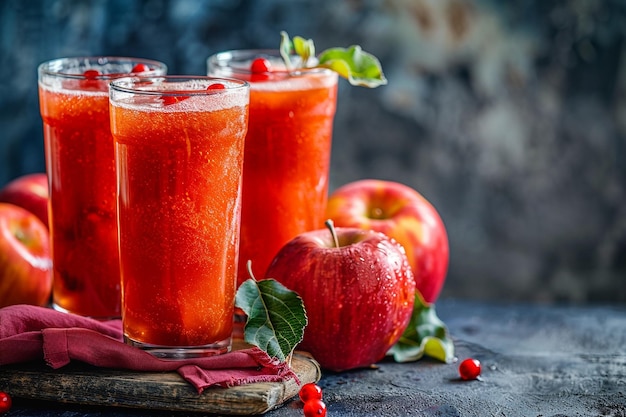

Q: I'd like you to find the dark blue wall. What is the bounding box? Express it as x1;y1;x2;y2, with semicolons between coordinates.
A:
2;0;625;303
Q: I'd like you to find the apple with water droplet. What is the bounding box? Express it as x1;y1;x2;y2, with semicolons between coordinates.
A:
326;179;449;304
265;220;415;371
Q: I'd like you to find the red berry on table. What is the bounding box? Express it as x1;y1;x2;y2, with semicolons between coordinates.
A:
459;358;481;380
0;391;11;414
207;83;226;90
299;383;323;403
83;69;101;79
303;399;326;417
250;57;271;73
130;63;150;73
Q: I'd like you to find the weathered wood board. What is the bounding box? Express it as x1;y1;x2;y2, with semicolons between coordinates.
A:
0;342;320;415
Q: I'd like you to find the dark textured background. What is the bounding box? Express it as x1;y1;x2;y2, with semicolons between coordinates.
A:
1;0;625;304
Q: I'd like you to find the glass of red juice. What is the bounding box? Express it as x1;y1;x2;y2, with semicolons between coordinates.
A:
207;50;338;292
109;76;249;358
38;57;167;319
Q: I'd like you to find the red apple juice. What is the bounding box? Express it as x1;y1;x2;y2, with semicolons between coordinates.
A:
38;57;167;318
208;51;338;286
109;77;249;355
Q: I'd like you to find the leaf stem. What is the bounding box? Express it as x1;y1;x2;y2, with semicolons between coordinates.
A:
246;260;257;281
325;219;340;248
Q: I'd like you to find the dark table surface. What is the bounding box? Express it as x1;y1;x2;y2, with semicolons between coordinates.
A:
5;299;626;417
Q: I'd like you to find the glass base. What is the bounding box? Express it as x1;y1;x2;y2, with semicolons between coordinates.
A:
52;302;121;321
124;336;232;359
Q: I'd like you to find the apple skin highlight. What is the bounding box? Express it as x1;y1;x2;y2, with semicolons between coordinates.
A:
0;203;52;308
266;226;415;372
0;173;49;229
326;179;449;305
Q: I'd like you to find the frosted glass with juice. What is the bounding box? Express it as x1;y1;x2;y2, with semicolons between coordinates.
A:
38;57;167;318
208;50;338;286
109;76;249;357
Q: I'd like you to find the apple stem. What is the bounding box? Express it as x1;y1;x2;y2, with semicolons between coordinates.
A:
246;260;257;281
325;219;340;248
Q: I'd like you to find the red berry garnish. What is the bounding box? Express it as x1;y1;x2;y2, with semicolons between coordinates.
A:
130;63;150;73
207;83;226;90
459;358;481;380
0;391;12;414
303;399;326;417
250;57;271;73
299;383;323;403
83;69;101;79
161;95;189;105
250;57;272;81
79;69;104;90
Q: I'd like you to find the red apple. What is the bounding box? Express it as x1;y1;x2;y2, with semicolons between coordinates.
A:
325;179;449;305
0;173;49;228
265;221;415;372
0;203;53;308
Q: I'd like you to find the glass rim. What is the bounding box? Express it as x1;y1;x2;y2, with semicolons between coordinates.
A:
109;75;249;96
38;56;168;80
207;49;335;76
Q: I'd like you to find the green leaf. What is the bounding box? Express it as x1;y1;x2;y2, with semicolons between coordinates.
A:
235;278;308;362
278;31;387;88
279;31;294;70
293;36;315;67
318;45;387;88
387;294;455;363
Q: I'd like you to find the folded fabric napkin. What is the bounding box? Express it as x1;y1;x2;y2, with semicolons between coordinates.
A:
0;304;298;393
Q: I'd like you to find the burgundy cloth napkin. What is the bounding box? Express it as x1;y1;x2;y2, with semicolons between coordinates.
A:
0;304;298;393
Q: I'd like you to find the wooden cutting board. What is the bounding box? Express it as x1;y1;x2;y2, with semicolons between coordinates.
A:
0;341;321;415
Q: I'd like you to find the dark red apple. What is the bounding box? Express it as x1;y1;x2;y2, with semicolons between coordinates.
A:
326;179;449;305
0;203;52;308
0;173;49;228
265;221;415;371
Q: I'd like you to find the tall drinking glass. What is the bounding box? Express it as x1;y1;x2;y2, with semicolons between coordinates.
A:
207;50;338;290
38;57;167;319
109;76;249;358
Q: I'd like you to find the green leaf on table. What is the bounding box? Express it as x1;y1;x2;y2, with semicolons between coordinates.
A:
235;278;307;363
279;31;387;88
388;294;455;363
